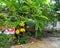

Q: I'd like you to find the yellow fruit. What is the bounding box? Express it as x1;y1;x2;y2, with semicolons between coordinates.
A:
20;28;25;32
15;29;20;34
19;22;25;27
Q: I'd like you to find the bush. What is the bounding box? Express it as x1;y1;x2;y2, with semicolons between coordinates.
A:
0;34;13;48
15;32;29;44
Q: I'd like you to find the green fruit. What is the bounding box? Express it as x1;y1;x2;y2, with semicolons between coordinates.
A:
26;19;35;26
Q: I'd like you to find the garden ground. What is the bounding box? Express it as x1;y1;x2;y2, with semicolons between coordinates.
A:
11;37;60;48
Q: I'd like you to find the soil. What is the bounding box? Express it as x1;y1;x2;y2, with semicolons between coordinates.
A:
11;37;60;48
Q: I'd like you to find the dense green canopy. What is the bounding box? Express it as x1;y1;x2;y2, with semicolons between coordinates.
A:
0;0;57;32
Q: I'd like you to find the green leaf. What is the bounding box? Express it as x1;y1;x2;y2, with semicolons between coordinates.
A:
40;15;49;20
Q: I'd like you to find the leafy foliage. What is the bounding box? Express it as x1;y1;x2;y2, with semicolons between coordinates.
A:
0;13;7;28
15;32;29;44
0;0;56;38
0;34;13;48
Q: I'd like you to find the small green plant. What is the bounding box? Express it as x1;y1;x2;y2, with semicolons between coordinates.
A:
15;32;29;44
0;34;13;48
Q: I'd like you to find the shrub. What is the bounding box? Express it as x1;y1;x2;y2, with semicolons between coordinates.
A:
0;34;13;48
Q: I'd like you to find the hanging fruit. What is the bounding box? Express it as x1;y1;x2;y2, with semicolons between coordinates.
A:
19;21;25;27
26;19;35;26
20;28;25;32
15;29;20;34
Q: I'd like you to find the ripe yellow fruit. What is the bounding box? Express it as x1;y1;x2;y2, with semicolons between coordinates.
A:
20;28;25;32
19;22;25;27
15;29;20;34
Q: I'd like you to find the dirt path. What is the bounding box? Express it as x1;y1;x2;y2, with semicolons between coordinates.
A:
11;37;60;48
